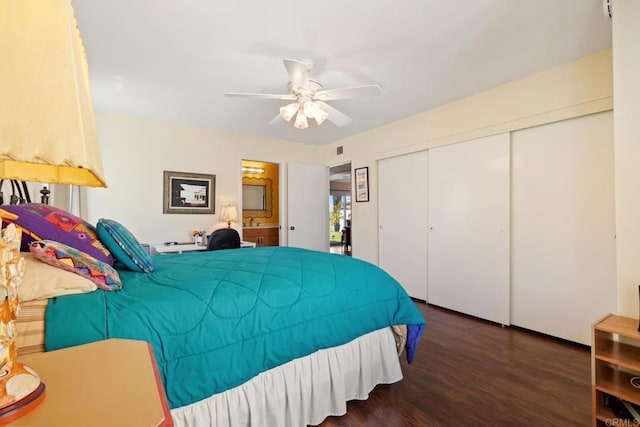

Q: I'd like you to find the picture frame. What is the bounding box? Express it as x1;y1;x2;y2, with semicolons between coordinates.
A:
354;166;369;203
163;171;216;214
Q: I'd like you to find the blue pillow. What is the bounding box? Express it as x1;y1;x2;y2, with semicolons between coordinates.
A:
96;219;154;273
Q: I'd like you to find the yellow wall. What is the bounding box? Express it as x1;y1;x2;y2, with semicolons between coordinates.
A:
323;49;612;163
241;160;279;225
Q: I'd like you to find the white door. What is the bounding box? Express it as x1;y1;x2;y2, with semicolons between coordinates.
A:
511;111;616;345
428;133;510;325
287;163;328;252
378;151;428;300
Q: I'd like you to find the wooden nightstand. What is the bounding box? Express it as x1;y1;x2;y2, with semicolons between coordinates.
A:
13;339;172;426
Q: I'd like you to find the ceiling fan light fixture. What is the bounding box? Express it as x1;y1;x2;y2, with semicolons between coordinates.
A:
314;111;328;126
294;111;309;129
280;103;299;121
227;59;381;129
303;101;329;125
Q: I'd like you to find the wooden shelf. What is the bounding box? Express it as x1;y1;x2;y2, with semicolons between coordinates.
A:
595;364;640;404
595;314;640;340
595;404;615;421
592;314;640;426
595;340;640;372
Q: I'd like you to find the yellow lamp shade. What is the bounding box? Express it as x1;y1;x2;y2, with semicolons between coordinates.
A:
0;0;106;187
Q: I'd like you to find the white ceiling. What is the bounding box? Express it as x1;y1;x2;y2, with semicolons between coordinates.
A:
73;0;612;147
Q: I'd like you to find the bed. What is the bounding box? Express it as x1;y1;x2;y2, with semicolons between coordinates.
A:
28;246;424;426
2;204;425;425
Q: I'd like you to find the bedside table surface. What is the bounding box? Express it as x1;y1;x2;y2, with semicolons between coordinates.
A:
14;339;172;426
154;242;256;253
153;243;207;254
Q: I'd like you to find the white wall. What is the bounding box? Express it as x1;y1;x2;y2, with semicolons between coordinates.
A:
613;0;640;317
321;49;613;265
86;112;320;245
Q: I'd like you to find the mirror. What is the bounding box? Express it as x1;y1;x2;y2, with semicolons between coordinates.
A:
243;184;265;210
242;177;273;218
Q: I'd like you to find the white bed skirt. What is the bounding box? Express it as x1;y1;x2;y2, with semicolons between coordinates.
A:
171;327;403;427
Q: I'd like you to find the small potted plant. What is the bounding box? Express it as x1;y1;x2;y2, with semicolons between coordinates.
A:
192;230;205;246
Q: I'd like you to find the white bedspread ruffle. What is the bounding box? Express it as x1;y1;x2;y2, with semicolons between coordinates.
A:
171;327;403;427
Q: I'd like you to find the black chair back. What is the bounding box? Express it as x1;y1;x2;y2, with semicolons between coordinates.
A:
207;228;241;251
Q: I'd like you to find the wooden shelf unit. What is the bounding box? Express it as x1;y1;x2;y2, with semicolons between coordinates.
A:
592;314;640;426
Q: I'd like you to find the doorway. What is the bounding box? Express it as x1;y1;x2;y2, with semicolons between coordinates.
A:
329;163;352;256
241;160;280;247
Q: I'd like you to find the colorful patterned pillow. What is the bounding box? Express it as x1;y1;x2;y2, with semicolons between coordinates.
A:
0;203;113;265
97;218;154;273
29;240;122;291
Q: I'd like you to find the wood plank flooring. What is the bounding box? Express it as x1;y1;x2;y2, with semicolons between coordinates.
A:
319;302;591;427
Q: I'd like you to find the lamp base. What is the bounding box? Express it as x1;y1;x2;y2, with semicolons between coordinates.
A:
0;380;45;425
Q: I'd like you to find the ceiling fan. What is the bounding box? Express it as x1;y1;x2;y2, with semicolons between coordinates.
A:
225;59;381;129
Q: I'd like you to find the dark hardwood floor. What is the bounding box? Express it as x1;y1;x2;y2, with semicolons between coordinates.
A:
319;302;591;427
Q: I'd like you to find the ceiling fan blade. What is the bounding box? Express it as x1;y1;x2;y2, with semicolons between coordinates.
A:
314;84;381;101
283;59;310;92
268;113;285;126
316;101;352;127
225;92;296;100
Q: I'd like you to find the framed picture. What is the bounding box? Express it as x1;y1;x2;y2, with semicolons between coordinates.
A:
163;171;216;214
354;167;369;202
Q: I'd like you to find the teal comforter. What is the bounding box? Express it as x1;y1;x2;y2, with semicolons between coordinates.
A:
45;247;425;409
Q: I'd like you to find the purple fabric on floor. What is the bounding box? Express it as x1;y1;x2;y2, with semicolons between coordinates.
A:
406;323;425;363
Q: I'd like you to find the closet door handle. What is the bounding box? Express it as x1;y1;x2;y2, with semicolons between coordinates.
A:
290;226;295;230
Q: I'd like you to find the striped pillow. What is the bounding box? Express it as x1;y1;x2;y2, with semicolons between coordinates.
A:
96;219;154;273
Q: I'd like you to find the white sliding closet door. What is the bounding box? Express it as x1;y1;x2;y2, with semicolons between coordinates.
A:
378;151;428;300
428;134;510;325
511;111;616;345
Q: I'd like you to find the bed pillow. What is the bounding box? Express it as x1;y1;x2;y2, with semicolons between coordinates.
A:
29;240;121;291
96;218;154;273
0;203;113;265
19;253;97;301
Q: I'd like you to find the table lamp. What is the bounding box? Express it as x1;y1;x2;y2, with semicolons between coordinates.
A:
0;0;107;421
219;205;239;228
